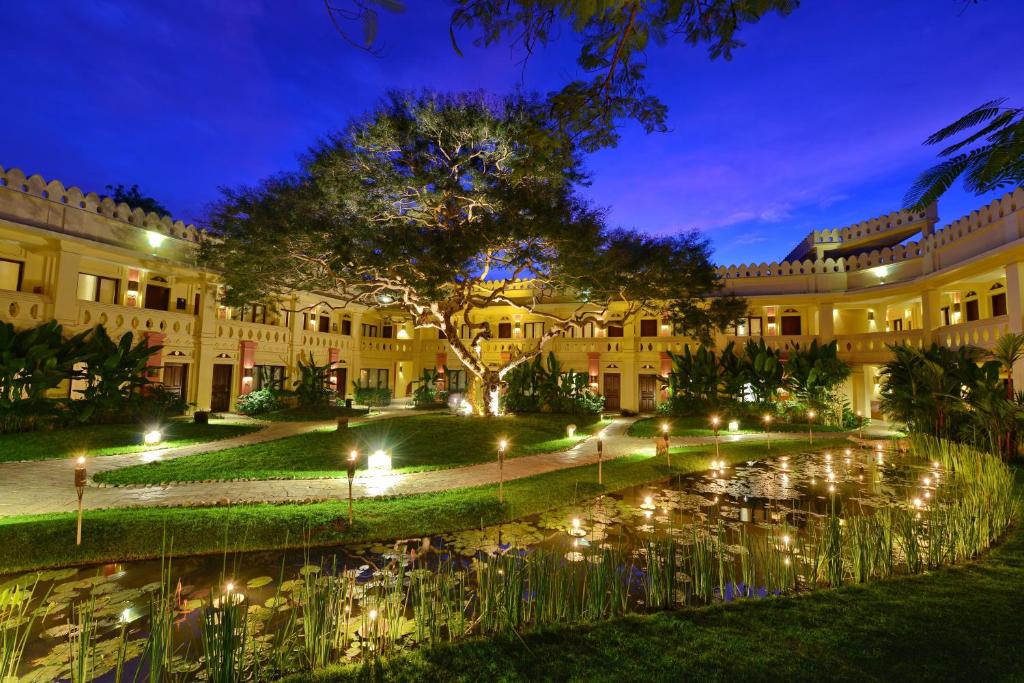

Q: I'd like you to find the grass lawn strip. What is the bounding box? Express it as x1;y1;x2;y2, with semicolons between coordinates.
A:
94;413;604;486
258;405;372;422
629;415;850;438
0;420;263;463
0;437;847;574
280;471;1024;682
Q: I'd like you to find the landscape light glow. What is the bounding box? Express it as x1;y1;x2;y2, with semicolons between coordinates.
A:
144;429;162;445
368;449;392;472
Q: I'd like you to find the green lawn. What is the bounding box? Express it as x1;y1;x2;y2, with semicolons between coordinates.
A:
0;437;845;574
629;415;847;438
282;481;1024;682
259;405;371;422
94;413;605;486
0;420;263;463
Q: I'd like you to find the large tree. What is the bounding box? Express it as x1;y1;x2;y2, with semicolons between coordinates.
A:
327;1;797;151
202;91;744;414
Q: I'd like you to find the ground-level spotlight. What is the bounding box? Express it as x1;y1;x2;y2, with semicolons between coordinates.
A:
144;429;162;446
568;517;587;537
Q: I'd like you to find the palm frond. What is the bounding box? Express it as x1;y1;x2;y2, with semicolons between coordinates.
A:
923;99;1007;145
937;109;1020;157
904;148;986;210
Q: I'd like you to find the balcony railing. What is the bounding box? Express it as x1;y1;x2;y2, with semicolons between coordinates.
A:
936;316;1012;350
0;290;50;327
79;301;196;347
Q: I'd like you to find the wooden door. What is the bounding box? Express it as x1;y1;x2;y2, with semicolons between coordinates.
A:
334;368;347;397
603;373;621;411
163;364;188;399
144;284;170;311
211;364;233;412
639;374;658;412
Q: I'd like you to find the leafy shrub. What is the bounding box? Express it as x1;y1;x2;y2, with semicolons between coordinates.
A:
293;353;333;407
236;388;282;416
354;384;392;408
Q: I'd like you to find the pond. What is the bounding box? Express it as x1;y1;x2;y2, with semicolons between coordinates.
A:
1;440;1013;682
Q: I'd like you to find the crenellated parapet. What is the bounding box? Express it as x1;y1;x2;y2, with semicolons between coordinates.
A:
782;203;936;263
0;165;204;243
719;188;1024;288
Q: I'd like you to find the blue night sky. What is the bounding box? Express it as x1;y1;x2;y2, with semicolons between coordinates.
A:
2;1;1022;266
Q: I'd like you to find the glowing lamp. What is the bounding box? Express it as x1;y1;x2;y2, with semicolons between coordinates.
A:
727;420;739;432
144;429;162;446
568;517;587;537
566;424;577;438
640;495;656;511
145;231;166;250
368;449;392;472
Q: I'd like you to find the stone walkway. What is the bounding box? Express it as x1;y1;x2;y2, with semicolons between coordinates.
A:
0;406;415;517
0;412;879;516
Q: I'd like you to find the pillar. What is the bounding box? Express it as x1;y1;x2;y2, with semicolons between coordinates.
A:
51;246;82;327
859;365;875;419
193;280;220;410
239;340;256;395
1004;262;1024;380
817;302;834;341
143;332;165;387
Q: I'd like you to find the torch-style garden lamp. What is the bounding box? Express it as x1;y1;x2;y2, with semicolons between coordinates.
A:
807;410;816;445
763;414;772;450
74;456;87;546
661;422;671;468
856;410;864;440
711;416;721;460
597;436;603;485
498;439;508;504
346;449;358;526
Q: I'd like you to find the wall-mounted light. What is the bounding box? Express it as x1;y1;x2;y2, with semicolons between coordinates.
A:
146;231;166;250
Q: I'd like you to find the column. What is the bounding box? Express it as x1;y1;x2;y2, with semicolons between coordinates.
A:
1004;263;1024;380
193;280;220;410
51;245;82;327
239;340;257;395
920;289;940;344
817;302;834;341
859;365;875;419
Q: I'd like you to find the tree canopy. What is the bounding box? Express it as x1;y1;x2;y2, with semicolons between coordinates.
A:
203;91;744;413
327;1;797;151
105;183;170;216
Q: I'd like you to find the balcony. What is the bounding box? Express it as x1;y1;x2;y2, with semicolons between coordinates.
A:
936;316;1013;350
836;330;925;362
78;301;197;347
0;290;50;327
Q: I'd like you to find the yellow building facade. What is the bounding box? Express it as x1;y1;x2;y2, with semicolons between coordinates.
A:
2;164;1023;417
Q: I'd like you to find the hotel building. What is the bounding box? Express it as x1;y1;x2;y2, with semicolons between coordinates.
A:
2;165;1023;416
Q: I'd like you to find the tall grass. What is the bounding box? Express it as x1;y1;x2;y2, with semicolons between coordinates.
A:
9;436;1018;681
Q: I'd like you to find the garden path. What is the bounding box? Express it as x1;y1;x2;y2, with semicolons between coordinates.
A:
0;413;890;517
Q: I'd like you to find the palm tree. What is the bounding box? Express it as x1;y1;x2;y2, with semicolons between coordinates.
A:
990;332;1024;398
989;332;1024;458
905;99;1024;210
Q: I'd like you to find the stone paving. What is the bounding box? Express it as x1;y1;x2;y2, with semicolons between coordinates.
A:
0;410;871;516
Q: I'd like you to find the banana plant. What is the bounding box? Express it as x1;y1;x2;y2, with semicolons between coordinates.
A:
74;325;161;423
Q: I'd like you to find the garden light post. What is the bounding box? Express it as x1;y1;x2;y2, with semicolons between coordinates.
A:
498;439;508;504
346;449;358;526
711;416;720;461
807;410;816;445
74;456;86;546
857;410;864;440
597;436;603;485
661;422;671;468
763;414;772;449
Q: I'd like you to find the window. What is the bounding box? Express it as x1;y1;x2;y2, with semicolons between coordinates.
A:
446;369;467;392
497;322;512;339
255;365;286;391
382;325;394;339
734;316;763;337
991;292;1008;317
77;273;120;304
780;315;801;335
460;324;471;339
607;324;624;338
358;368;389;389
318;315;330;333
941;306;950;326
523;322;546;338
0;259;23;291
241;304;267;324
965;299;980;322
361;323;379;337
639;319;658;337
892;318;903;331
341;319;352;335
